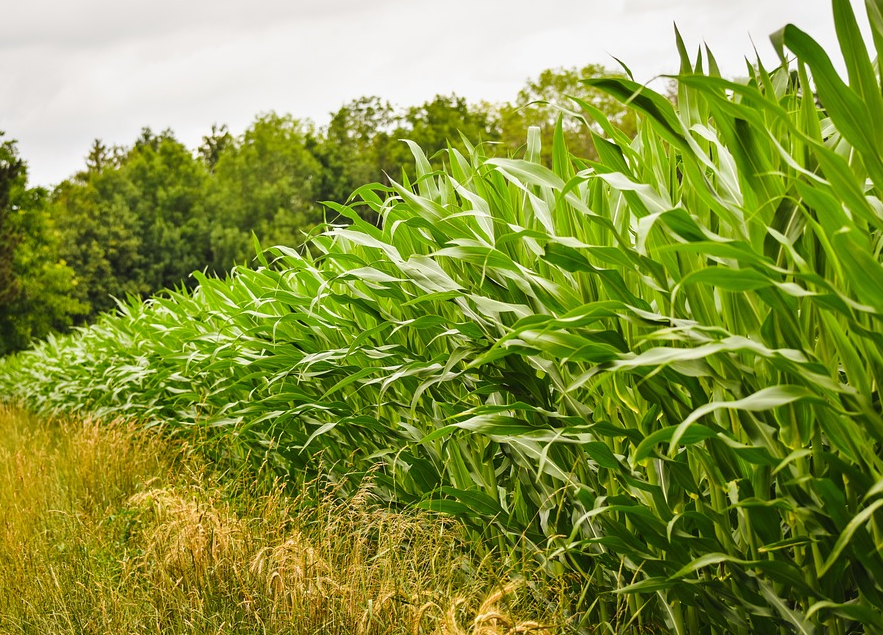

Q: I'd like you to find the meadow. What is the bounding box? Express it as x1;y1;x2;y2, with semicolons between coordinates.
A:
0;404;566;634
2;1;883;632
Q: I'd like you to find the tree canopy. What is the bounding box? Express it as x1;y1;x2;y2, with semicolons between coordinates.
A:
0;133;87;355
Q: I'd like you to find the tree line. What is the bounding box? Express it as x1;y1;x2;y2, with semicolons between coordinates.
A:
0;64;636;355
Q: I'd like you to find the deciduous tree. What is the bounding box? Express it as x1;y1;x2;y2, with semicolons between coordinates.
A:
0;132;86;354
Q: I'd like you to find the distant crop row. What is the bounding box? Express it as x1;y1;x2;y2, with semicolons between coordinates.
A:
3;2;883;632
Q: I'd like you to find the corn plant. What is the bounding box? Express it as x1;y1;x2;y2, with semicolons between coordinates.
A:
3;1;883;632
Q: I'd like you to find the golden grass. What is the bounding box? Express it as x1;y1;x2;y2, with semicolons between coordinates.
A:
0;404;570;634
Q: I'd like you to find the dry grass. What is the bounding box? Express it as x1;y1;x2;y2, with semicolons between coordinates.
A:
0;404;570;634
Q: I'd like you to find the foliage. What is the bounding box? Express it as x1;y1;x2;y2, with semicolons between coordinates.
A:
317;81;624;207
51;129;211;319
0;133;24;307
0;134;86;354
198;123;234;172
126;128;213;290
204;113;324;272
315;94;502;222
400;94;501;162
497;64;637;165
314;96;402;209
37;68;633;326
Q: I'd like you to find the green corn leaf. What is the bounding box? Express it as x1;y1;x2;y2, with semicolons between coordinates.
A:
819;498;883;577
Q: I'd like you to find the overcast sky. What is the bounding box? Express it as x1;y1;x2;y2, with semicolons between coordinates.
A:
0;0;867;187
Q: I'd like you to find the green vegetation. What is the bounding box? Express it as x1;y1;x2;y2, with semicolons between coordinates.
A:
0;404;569;634
3;1;883;633
0;133;87;355
51;130;212;318
0;65;631;349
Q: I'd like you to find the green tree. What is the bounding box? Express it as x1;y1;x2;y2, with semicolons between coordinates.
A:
52;161;145;316
0;133;24;307
124;128;211;291
205;113;323;270
52;129;210;319
398;94;500;162
198;124;233;173
316;96;399;207
0;132;86;354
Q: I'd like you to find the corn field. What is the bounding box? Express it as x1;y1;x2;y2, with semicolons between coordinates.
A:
3;1;883;632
